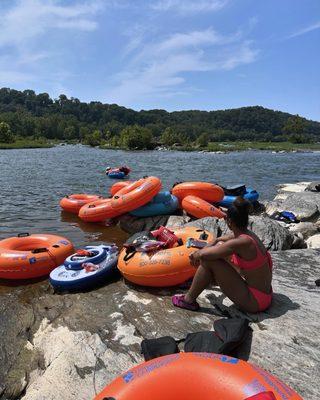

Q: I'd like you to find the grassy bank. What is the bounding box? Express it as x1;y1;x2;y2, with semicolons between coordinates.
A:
99;141;320;152
0;139;54;149
203;141;320;152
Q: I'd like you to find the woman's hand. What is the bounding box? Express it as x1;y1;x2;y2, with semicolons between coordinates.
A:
189;250;202;267
205;238;218;247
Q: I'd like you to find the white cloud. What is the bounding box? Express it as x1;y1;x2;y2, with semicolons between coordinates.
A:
151;0;228;13
106;29;258;106
0;0;103;94
287;20;320;39
0;0;102;48
157;29;236;52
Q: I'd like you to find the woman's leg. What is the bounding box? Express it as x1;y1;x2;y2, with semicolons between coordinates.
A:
186;259;259;313
184;265;214;304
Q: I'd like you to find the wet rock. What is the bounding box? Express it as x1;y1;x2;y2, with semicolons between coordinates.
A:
184;215;294;250
118;214;170;234
0;249;319;399
306;234;320;249
266;192;320;222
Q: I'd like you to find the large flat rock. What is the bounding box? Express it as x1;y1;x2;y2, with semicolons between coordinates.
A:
0;249;319;400
266;192;320;222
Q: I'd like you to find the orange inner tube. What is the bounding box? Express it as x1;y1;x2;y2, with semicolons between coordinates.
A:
95;352;302;400
60;194;102;214
110;181;132;196
79;176;162;222
182;195;226;219
0;234;74;279
117;226;213;287
172;182;224;203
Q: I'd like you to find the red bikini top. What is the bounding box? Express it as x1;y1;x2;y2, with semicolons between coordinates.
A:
232;234;272;271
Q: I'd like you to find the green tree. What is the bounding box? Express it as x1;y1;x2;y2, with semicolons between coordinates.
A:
83;130;101;146
64;126;76;140
119;125;153;150
79;126;90;140
288;134;311;144
0;122;14;143
160;127;181;146
197;132;209;147
282;115;306;136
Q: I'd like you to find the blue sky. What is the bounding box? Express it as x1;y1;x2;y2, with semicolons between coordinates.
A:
0;0;319;121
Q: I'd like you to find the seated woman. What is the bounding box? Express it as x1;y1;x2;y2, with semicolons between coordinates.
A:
172;197;273;313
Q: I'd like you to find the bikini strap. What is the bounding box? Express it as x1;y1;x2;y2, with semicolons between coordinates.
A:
239;234;269;263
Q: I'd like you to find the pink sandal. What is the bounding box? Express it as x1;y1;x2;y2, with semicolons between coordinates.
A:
172;294;199;311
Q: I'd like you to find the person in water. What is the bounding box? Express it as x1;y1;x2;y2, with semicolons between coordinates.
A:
172;197;273;313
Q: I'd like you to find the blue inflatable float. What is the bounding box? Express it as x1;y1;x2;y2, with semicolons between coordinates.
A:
108;171;126;179
218;187;259;208
130;191;179;217
49;245;118;291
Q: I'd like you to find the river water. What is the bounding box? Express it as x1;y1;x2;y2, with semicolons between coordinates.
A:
0;145;319;249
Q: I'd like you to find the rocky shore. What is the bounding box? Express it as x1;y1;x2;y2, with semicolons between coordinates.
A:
1;182;319;400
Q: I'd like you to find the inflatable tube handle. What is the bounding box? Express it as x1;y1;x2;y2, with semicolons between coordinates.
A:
199;231;208;240
195;230;209;240
17;232;30;237
65;263;83;271
31;247;48;254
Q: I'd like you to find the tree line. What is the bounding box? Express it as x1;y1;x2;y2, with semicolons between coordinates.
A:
0;87;319;149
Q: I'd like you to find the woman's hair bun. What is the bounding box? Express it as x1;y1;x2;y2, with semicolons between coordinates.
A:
233;196;252;213
227;196;251;229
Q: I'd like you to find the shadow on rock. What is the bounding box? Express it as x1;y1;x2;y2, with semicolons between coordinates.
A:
202;290;300;323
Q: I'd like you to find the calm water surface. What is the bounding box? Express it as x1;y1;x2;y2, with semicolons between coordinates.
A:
1;145;319;249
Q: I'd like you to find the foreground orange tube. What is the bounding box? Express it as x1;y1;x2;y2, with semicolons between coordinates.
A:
60;194;102;214
79;176;162;222
117;226;213;287
110;181;132;196
182;195;226;219
95;353;302;400
172;181;224;203
0;234;74;279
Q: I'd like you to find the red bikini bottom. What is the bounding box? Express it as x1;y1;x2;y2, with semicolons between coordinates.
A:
248;286;272;311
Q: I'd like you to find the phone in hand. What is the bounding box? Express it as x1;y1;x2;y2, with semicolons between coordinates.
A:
186;238;207;249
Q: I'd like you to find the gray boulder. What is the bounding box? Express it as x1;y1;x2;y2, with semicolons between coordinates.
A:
184;215;294;250
183;216;221;236
305;181;320;192
0;249;319;399
306;234;320;249
266;192;320;222
166;215;191;228
118;214;170;234
289;222;319;239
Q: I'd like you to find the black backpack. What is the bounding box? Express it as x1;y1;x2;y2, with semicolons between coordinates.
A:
140;318;250;361
222;184;247;196
184;318;249;354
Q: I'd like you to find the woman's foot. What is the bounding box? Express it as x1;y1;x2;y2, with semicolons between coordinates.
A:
172;294;199;311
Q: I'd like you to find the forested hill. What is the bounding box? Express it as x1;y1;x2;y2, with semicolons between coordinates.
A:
0;87;319;148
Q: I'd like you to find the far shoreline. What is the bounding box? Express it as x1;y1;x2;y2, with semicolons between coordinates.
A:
1;140;320;153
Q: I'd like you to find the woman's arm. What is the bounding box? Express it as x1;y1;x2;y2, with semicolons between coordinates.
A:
217;233;235;242
205;233;235;247
190;237;246;266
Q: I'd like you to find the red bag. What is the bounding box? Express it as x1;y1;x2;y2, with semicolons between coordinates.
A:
151;226;179;248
